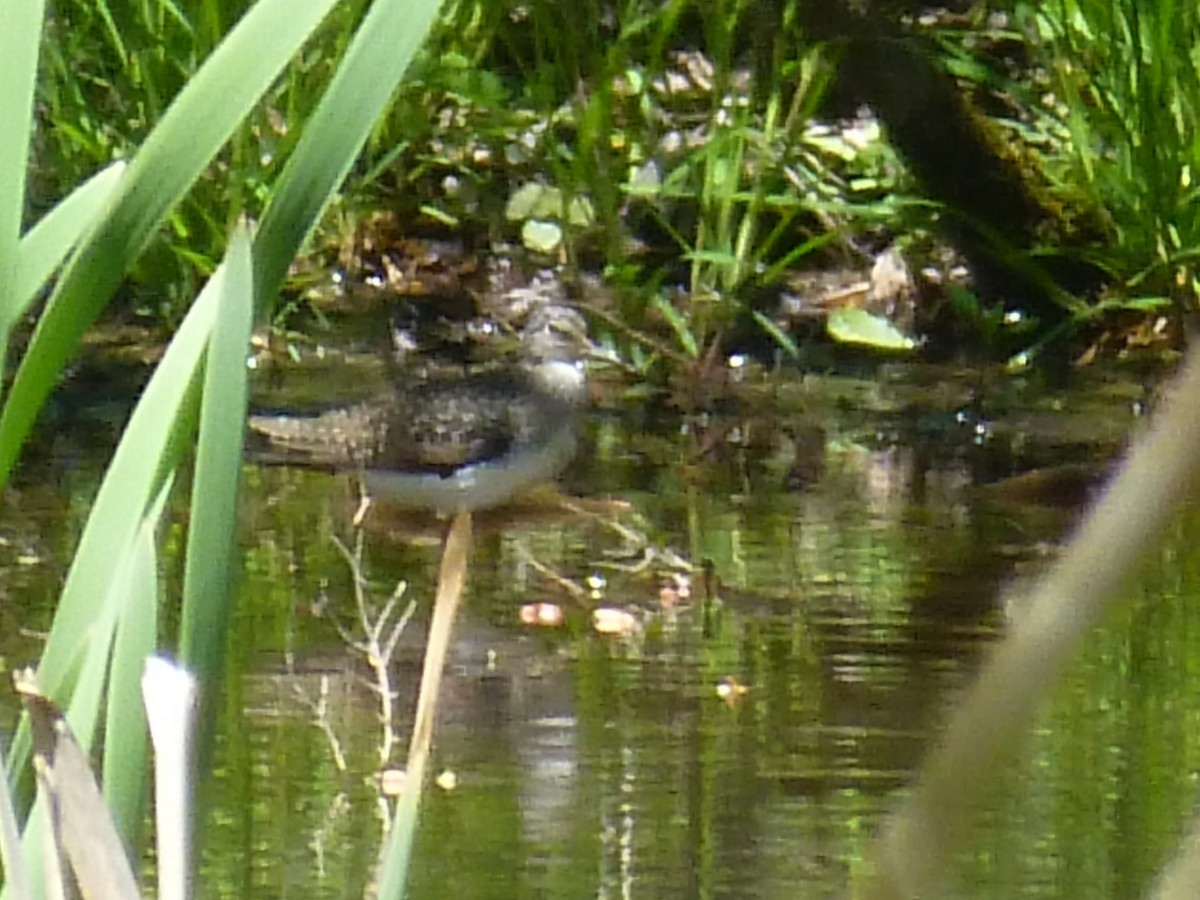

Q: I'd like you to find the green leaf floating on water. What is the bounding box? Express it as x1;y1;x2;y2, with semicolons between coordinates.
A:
826;306;916;351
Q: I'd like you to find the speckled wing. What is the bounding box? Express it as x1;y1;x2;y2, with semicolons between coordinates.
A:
247;366;581;512
377;376;523;474
247;404;390;468
247;372;563;472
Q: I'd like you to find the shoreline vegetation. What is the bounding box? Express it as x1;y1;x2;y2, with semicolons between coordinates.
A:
28;1;1200;367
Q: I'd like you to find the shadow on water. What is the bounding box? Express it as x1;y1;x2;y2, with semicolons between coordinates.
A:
5;350;1199;898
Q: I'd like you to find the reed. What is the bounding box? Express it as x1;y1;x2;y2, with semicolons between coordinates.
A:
0;0;442;892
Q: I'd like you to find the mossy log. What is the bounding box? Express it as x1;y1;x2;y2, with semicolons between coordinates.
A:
803;3;1110;335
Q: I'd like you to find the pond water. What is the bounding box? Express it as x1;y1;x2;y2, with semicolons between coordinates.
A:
5;354;1200;899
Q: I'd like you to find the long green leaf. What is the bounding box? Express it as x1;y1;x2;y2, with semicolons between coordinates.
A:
0;737;30;900
180;223;254;737
651;294;699;358
13;162;126;325
0;0;45;351
4;486;169;900
5;270;217;784
254;0;446;306
0;0;338;488
103;485;169;846
7;230;251;893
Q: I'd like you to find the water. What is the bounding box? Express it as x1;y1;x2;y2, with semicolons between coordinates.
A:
5;357;1200;898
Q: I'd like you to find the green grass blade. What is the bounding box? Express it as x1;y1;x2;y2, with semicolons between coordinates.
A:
5;274;219;785
0;0;45;345
751;310;800;360
103;486;169;845
179;223;253;720
64;582;120;753
254;0;446;306
0;737;30;900
651;294;700;358
7;227;250;881
0;0;339;489
13;162;126;326
4;493;165;900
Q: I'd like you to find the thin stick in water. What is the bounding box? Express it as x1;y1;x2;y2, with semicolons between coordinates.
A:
374;510;473;898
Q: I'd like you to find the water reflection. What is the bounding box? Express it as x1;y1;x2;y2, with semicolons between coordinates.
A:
7;361;1197;898
213;364;1120;898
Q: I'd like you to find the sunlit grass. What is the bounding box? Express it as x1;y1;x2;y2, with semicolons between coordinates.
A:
371;0;859;359
1027;0;1200;321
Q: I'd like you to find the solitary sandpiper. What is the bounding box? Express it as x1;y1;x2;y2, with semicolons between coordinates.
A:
249;307;590;513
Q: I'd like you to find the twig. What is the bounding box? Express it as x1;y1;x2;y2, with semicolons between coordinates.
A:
514;545;588;600
328;530;416;766
291;674;348;773
375;512;474;896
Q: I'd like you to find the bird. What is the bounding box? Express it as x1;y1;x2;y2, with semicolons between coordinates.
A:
249;306;590;513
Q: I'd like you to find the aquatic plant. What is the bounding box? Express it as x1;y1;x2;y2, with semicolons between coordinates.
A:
344;0;908;361
0;0;442;892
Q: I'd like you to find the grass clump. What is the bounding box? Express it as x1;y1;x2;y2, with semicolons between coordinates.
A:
1018;0;1200;331
31;0;1200;358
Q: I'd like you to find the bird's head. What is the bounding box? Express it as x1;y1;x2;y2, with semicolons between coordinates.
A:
520;305;591;405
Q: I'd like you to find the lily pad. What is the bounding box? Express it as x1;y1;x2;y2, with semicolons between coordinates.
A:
826;307;915;351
